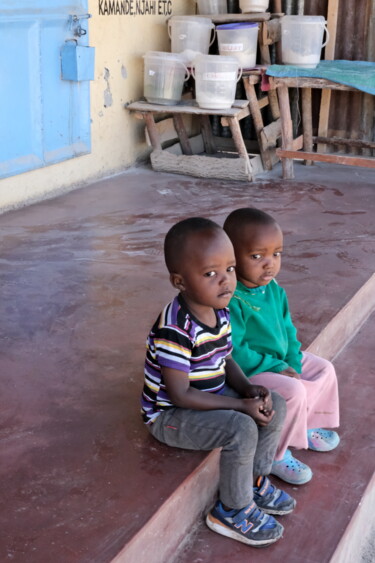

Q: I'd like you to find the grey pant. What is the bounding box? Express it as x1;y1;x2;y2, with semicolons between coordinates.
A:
148;387;286;509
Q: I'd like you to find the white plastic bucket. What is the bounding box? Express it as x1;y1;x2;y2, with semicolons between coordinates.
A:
281;15;329;68
217;22;258;69
143;52;189;105
196;0;227;14
192;54;242;110
168;16;215;66
239;0;269;13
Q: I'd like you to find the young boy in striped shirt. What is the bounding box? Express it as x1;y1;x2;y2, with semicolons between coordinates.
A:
141;217;296;548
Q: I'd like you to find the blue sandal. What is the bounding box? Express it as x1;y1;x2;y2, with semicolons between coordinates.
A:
307;428;340;452
271;449;312;485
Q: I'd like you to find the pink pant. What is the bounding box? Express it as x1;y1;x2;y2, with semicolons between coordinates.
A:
250;351;340;460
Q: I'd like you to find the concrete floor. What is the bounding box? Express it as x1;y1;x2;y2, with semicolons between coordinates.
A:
0;161;374;562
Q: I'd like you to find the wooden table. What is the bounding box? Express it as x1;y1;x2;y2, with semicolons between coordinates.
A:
270;76;375;179
127;99;263;181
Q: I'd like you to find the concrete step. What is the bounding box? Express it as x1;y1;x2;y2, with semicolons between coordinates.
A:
175;311;375;563
111;275;375;563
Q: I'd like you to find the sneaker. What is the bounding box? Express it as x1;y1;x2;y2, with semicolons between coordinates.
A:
206;500;283;547
253;476;296;515
307;428;340;452
271;449;313;485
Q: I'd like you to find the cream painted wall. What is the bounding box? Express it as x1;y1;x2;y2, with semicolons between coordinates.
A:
0;0;194;213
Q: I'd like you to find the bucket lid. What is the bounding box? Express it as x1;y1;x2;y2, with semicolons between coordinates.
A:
143;51;187;64
216;22;258;30
282;15;326;23
193;53;239;65
169;15;213;26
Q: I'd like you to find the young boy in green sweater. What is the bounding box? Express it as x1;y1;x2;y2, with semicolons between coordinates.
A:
224;208;340;485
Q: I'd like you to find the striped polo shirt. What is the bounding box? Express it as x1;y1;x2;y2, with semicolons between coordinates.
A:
141;294;233;424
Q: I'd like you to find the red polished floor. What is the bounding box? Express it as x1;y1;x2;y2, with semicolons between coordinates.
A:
0;163;374;562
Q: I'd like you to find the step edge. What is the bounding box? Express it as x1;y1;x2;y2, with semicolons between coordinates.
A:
307;273;375;360
329;472;375;563
110;450;220;563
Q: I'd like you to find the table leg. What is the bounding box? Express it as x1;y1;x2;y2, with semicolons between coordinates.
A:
172;114;193;155
200;115;216;154
277;85;294;179
143;113;162;150
227;116;252;180
243;77;272;171
301;87;313;166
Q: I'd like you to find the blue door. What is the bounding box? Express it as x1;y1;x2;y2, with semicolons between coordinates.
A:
0;0;92;179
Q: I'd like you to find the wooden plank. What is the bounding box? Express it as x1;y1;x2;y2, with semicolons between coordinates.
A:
276;149;375;169
200;115;216;155
143;113;161;150
268;89;281;119
172;114;193;155
227;116;253;178
301;87;313;165
317;0;339;154
263;118;282;148
271;77;355;91
243;77;273;170
292;134;303;151
127;99;249;117
277;85;295;179
202;13;271;24
313;136;375;149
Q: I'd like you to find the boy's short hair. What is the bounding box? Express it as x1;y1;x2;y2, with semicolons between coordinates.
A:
164;217;221;273
223;208;278;242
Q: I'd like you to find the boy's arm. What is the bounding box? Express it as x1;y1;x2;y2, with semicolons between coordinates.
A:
162;366;274;426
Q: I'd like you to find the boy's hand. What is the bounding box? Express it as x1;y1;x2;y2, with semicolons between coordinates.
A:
279;367;301;379
241;397;275;426
244;384;273;415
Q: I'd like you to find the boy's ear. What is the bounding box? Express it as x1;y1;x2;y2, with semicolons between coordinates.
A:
169;272;185;291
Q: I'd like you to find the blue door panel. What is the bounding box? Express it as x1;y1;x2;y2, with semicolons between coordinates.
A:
40;17;91;164
0;1;91;179
0;20;43;171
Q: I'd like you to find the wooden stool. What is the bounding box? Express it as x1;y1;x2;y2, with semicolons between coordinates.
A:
127;100;263;181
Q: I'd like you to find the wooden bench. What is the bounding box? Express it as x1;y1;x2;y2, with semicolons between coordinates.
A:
127;99;263;182
270;76;375;179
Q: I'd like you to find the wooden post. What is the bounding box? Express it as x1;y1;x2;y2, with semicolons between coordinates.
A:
172;115;193;155
243;78;272;170
301;88;313;165
277;85;295;179
143;113;162;150
317;0;339;154
227;117;253;180
200;115;216;155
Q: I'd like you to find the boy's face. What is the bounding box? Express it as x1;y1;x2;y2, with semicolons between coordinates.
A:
233;223;283;288
170;229;237;313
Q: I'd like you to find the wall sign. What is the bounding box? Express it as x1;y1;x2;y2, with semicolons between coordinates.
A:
98;0;172;15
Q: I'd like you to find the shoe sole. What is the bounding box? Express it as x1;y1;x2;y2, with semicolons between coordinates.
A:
206;514;283;547
260;502;296;516
270;467;313;485
308;441;340;452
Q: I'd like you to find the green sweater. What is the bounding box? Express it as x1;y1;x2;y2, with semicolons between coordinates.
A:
229;280;302;377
